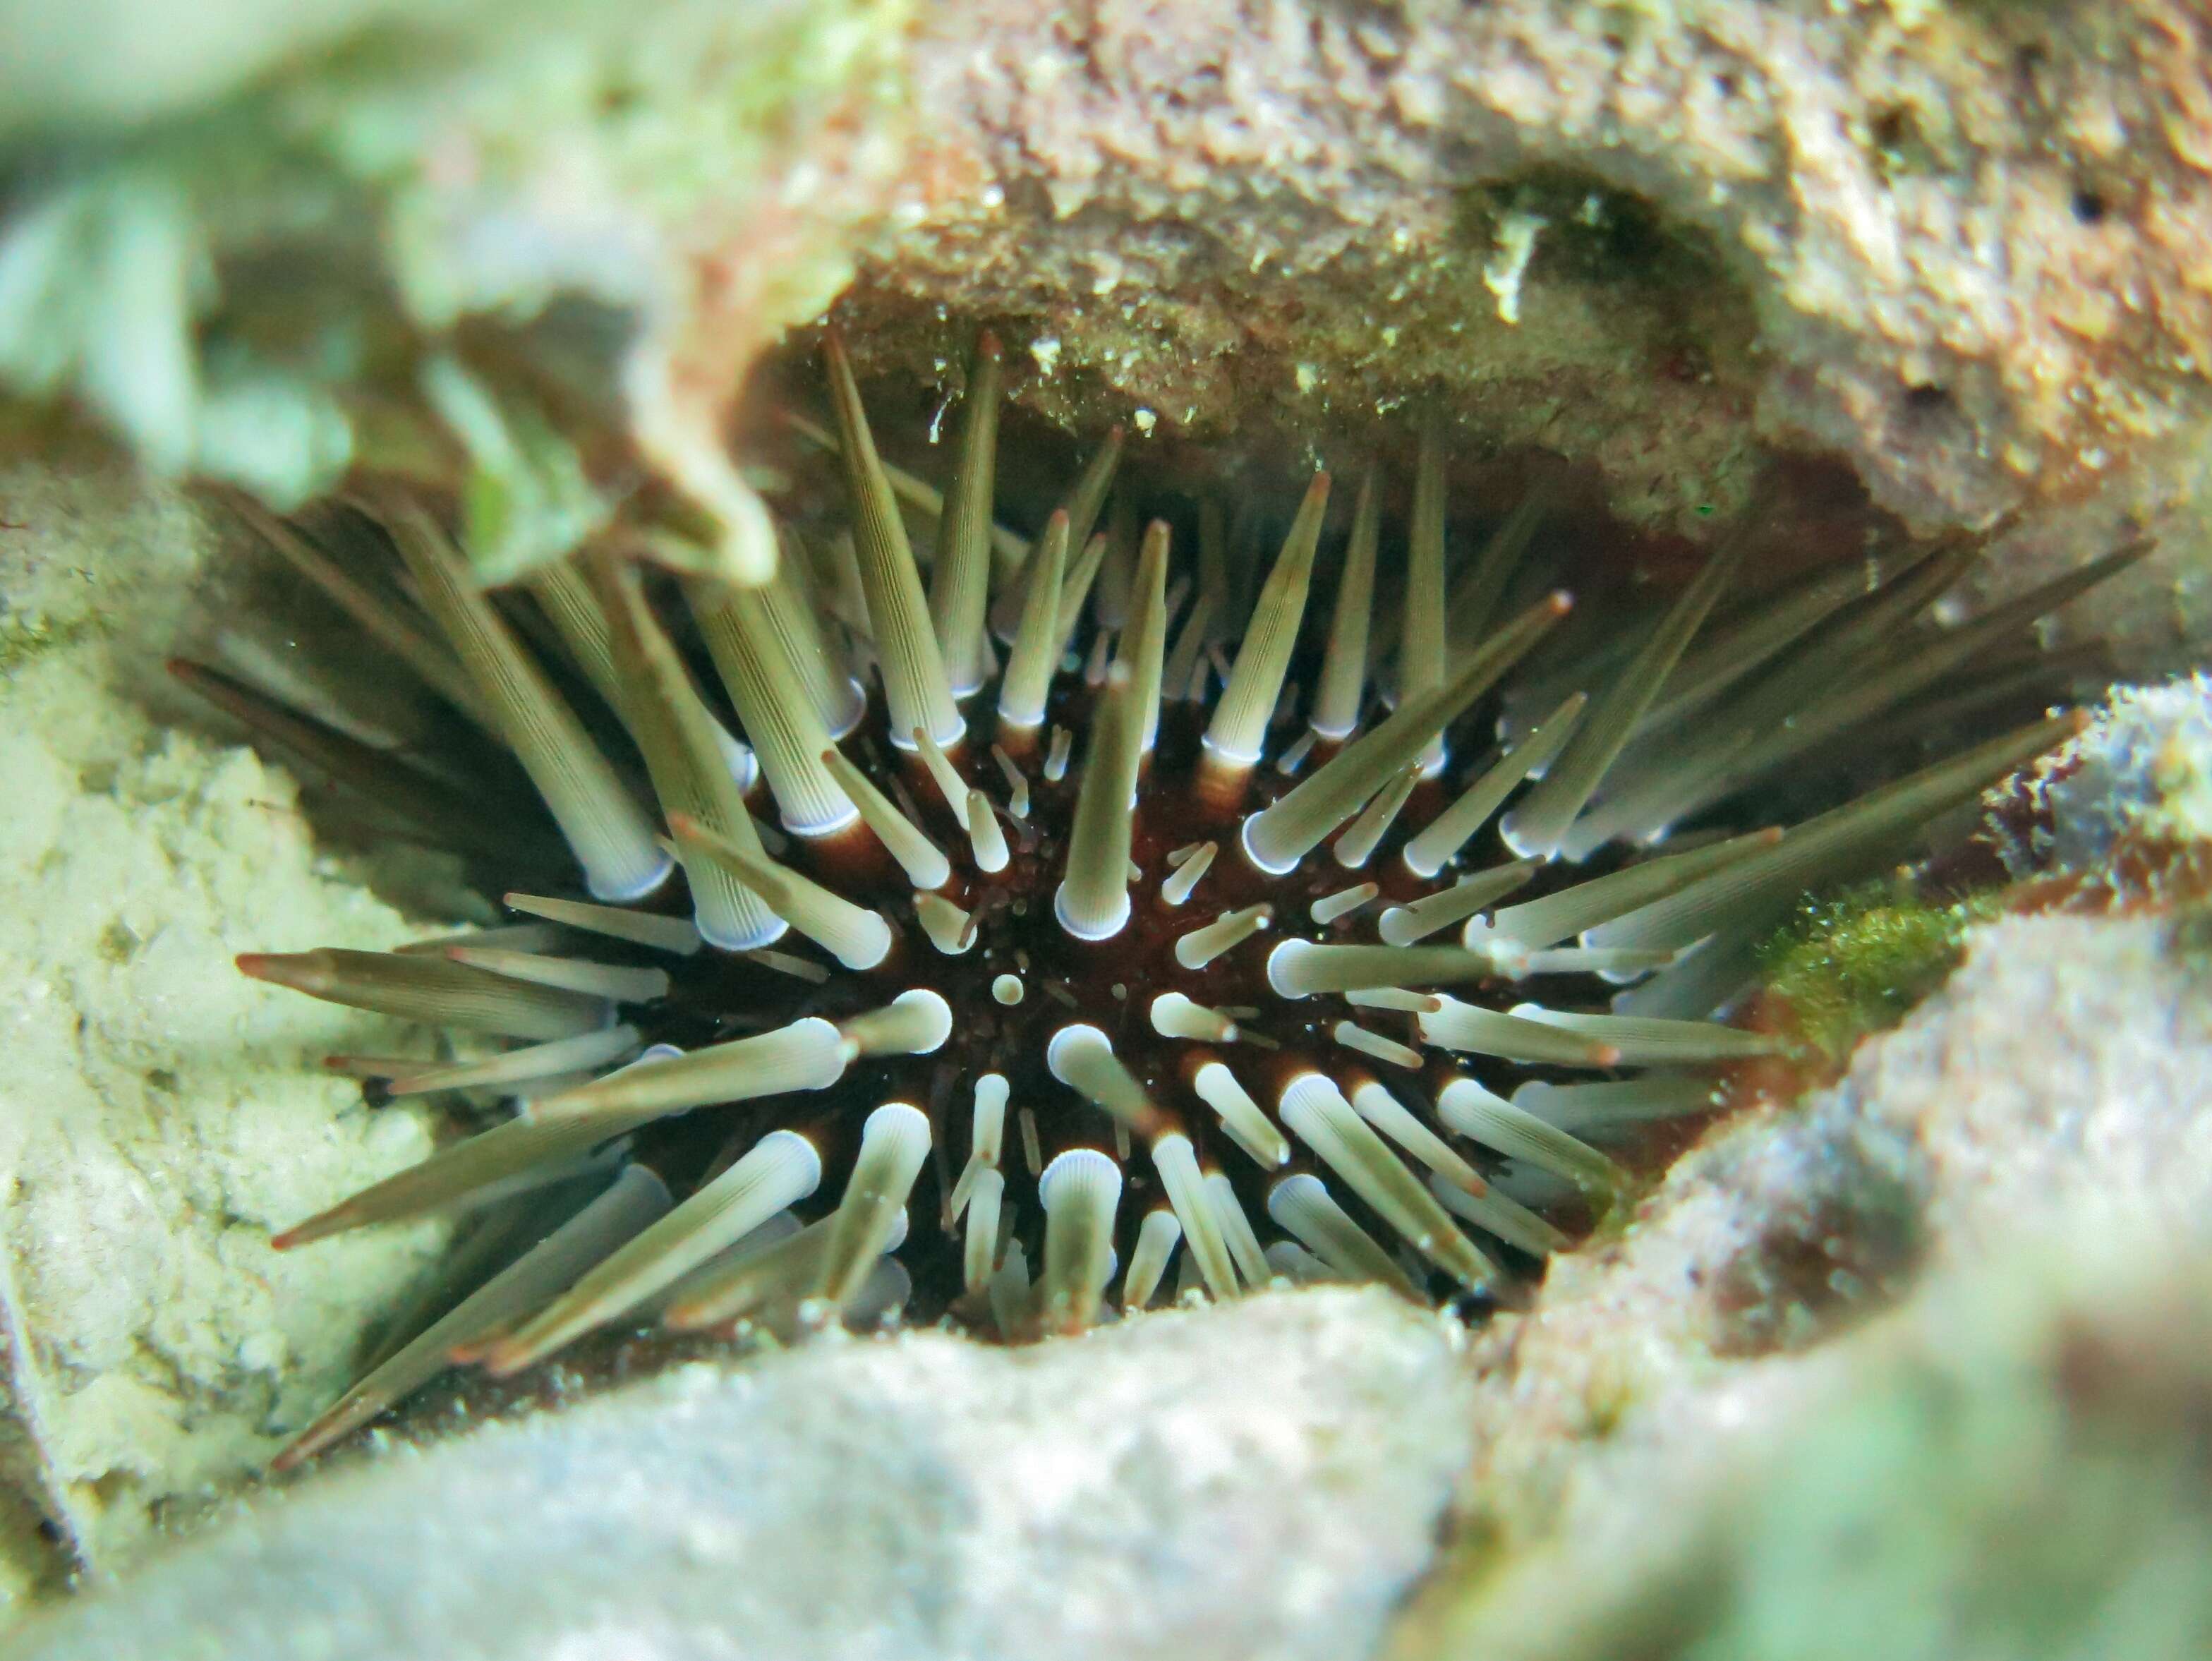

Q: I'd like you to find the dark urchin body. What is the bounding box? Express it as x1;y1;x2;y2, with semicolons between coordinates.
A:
211;332;2125;1468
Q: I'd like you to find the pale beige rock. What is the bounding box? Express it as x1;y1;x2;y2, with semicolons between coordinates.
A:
0;458;450;1615
1444;900;2212;1559
9;1290;1475;1661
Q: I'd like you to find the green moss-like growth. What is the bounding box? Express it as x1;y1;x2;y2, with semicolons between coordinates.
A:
1758;881;2002;1065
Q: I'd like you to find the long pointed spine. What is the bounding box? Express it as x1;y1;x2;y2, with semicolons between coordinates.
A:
817;747;953;888
591;561;787;948
236;949;611;1040
1119;520;1172;753
1472;826;1782;950
989;429;1121;641
385;506;668;901
1401;690;1585;877
670;813;893;970
997;510;1070;732
165;659;525;862
272;1165;670;1468
685;577;859;836
1501;528;1751;860
1446;476;1554;649
1201;471;1331;767
1311;466;1381;739
929;333;1001;696
823;332;964;750
1243;591;1571;872
1056;664;1141;939
1401;423;1449;769
231;497;501;734
1585;711;2086;953
1053;531;1113;656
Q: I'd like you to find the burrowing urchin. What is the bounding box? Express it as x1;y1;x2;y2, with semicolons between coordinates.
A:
199;329;2139;1469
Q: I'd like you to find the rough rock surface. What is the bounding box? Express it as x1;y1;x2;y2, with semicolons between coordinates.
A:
1430;901;2212;1559
2;1;2208;657
1396;1240;2212;1661
836;0;2212;656
8;1290;1473;1661
0;458;453;1612
1381;680;2212;1651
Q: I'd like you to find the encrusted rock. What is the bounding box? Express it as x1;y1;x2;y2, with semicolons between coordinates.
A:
0;460;451;1607
11;1290;1473;1661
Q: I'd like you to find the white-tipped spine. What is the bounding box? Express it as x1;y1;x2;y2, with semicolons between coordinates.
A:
1501;531;1748;859
839;990;953;1059
915;890;976;954
824;334;965;750
528;1017;846;1126
1203;1173;1271;1286
387;510;668;902
929;334;1002;697
1279;1072;1495;1288
949;1073;1010;1221
818;746;953;890
963;1166;1005;1297
1152;1132;1238;1298
1266;1173;1415;1295
1401;691;1585;877
965;789;1010;874
482;1130;821;1372
685;581;859;837
1173;903;1273;971
1310;464;1380;739
1202;471;1331;766
1436;1076;1623;1192
1161;840;1218;906
1039;1147;1123;1329
672;816;892;970
1151;992;1238;1041
1243;591;1570;874
1190;1061;1290;1168
1123;1209;1183;1311
812;1102;931;1310
1333;763;1420;868
1046;1024;1159;1130
1377;859;1544;946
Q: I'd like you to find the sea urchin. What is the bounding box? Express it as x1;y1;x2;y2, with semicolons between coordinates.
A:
203;330;2132;1469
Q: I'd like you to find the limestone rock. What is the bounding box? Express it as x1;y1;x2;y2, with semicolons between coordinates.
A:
10;1290;1474;1661
1396;1241;2212;1661
0;459;451;1610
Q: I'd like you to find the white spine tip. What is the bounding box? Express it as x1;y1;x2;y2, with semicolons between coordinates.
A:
892;989;952;1054
1238;809;1301;876
694;912;794;953
1265;938;1317;999
1046;1023;1110;1087
587;850;677;904
1039;1147;1123;1207
991;973;1025;1005
1054;883;1132;941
